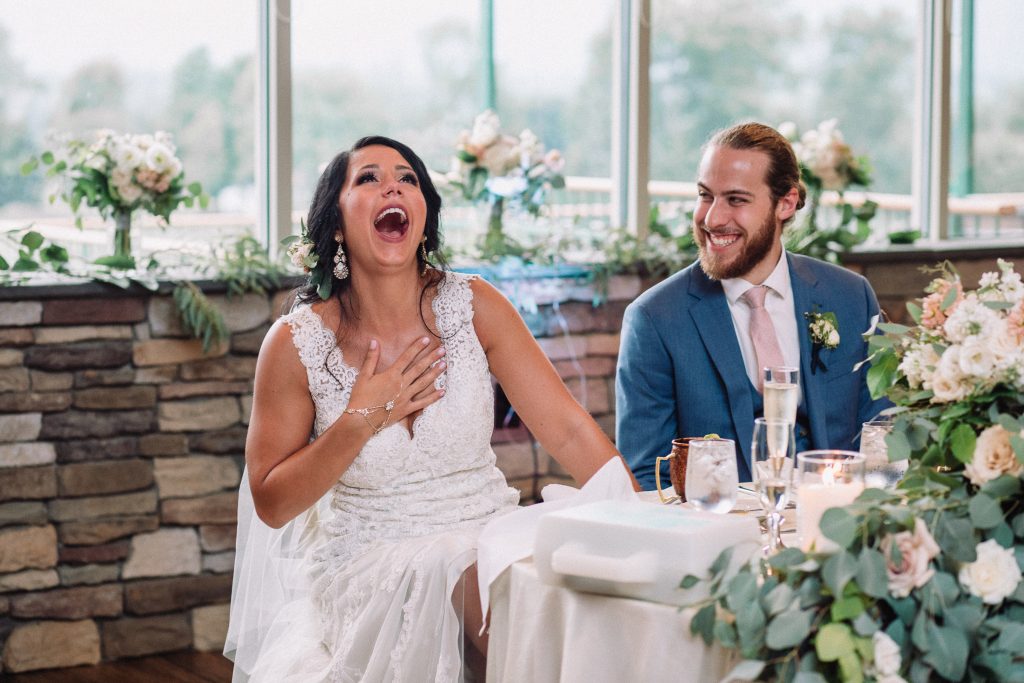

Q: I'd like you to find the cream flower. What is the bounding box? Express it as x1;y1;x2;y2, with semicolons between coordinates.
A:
929;347;970;403
898;342;940;390
871;631;903;677
944;297;1000;343
964;424;1024;486
959;539;1022;605
543;149;565;173
881;518;941;598
144;142;175;174
468;109;501;149
958;337;997;379
286;240;314;272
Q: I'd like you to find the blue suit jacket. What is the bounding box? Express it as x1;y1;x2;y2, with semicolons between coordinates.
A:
616;253;890;489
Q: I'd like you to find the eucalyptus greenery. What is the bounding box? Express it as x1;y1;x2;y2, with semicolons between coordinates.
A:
0;230;287;353
682;261;1024;682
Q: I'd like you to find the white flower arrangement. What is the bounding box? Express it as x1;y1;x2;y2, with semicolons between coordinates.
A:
434;110;566;260
893;259;1024;402
29;129;206;226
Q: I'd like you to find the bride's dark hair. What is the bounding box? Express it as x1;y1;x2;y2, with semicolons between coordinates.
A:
296;136;448;314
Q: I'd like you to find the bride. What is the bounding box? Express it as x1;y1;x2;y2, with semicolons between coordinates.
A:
225;136;628;681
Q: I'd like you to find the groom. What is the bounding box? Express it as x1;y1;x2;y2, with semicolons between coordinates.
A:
616;122;889;489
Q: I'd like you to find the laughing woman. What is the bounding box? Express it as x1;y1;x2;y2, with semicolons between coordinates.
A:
225;136;628;682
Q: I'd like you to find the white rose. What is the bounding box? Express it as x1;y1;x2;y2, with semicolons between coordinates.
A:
777;121;798;140
469;109;501;149
871;631;902;677
964;424;1024;486
882;518;941;598
518;128;540;156
115;181;142;204
113;143;144;173
959;538;1022;605
898;342;940;389
144;143;176;174
944;297;1000;343
287;241;313;271
484;174;528;198
479;136;519;177
877;676;909;683
958;337;997;379
543;149;565;173
929;346;970;403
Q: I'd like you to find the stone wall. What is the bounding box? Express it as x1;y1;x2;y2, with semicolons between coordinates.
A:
0;273;636;674
843;243;1024;323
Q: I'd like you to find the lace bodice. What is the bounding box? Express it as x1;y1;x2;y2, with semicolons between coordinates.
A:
280;272;519;557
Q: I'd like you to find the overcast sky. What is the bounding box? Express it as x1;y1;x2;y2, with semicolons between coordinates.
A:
3;1;1022;96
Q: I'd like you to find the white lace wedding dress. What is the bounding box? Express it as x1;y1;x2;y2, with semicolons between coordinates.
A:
227;272;520;682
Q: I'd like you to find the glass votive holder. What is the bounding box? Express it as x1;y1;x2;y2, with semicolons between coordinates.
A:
860;418;907;489
795;450;866;553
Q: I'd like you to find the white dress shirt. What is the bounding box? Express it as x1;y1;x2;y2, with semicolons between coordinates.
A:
720;250;801;390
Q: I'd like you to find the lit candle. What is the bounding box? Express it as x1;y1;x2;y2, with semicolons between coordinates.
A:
795;452;866;552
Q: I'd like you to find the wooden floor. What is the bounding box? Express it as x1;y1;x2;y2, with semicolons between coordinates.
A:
5;652;233;683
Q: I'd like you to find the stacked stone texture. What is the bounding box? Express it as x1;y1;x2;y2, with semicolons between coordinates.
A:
0;288;283;674
0;275;637;673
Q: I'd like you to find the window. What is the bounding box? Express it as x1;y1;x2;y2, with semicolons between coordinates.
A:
649;0;916;235
290;0;481;237
951;0;1024;237
0;1;256;260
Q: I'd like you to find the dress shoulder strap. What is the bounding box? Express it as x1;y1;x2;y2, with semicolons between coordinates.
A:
280;305;339;371
434;271;478;340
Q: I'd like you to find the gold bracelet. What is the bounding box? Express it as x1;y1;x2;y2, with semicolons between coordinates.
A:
344;388;399;434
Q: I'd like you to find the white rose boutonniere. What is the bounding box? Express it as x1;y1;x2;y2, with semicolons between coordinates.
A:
804;310;839;374
959;539;1023;605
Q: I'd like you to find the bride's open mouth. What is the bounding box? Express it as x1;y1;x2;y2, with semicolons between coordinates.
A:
374;206;409;242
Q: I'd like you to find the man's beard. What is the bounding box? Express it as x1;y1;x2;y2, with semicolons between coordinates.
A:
695;213;779;281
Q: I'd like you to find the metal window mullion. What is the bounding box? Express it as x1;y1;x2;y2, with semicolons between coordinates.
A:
610;0;651;238
257;0;293;254
912;0;952;242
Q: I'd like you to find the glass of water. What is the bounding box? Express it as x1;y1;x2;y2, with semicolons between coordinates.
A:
860;418;907;489
763;366;800;425
752;417;794;554
684;438;738;513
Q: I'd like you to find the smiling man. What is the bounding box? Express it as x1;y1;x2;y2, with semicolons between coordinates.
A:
615;122;889;489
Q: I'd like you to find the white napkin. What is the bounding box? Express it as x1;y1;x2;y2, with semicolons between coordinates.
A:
476;457;638;627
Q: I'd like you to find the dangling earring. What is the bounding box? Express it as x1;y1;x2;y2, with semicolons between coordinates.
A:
333;234;349;280
419;237;429;277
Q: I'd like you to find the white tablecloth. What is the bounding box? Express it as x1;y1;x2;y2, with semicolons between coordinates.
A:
486;559;733;683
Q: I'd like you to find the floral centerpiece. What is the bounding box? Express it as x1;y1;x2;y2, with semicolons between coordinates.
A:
685;260;1024;682
434;110;565;260
23;129;208;268
779;119;879;262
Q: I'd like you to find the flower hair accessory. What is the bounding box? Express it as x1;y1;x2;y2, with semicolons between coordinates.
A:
804;310;839;374
281;219;332;300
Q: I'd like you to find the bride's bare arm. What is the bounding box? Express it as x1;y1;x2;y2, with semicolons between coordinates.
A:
470;279;638;489
246;320;446;528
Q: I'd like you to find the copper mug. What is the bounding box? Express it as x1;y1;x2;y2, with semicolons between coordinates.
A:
655;437;698;503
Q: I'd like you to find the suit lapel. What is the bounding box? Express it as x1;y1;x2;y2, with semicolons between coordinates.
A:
788;255;829;449
688;269;755;474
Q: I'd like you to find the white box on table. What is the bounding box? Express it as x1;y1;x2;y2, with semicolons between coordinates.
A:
533;500;760;606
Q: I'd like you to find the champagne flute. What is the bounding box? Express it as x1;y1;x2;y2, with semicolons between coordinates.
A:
763;366;799;425
684;438;738;514
752;417;795;554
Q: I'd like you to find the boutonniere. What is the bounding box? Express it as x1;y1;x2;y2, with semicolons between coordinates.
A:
804;311;839;374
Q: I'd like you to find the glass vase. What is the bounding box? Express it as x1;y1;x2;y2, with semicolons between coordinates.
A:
113;209;133;260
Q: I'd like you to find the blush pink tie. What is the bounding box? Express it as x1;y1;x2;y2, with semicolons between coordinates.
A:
741;285;785;392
